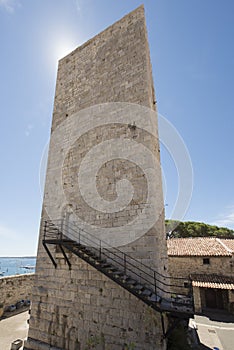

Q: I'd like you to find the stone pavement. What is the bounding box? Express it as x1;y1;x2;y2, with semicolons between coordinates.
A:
1;309;233;350
0;311;29;350
191;312;234;350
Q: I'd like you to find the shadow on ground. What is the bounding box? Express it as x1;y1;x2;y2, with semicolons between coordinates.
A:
0;306;30;320
199;344;212;350
202;309;234;323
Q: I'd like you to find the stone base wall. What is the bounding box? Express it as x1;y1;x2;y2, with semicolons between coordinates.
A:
0;273;34;310
25;249;166;350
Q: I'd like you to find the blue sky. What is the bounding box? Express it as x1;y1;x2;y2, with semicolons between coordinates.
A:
0;0;233;256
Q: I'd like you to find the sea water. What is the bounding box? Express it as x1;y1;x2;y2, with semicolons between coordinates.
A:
0;257;36;277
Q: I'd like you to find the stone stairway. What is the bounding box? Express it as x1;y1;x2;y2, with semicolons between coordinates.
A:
42;220;194;319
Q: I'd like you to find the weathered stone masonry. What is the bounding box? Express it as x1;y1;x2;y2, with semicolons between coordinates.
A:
26;6;168;350
0;273;34;312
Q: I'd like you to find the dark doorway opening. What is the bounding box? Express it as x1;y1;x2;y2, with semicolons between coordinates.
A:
204;288;227;309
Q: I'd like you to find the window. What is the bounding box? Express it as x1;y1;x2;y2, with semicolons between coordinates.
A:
184;282;190;288
203;258;210;265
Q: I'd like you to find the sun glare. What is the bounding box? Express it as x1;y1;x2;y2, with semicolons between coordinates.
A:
45;30;82;70
54;39;78;61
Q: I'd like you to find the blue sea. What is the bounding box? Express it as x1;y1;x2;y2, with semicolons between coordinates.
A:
0;257;36;277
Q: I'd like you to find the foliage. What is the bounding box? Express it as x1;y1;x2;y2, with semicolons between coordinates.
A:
123;342;136;350
85;333;105;350
165;220;234;238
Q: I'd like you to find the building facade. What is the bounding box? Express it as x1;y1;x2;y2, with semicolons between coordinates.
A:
167;237;234;314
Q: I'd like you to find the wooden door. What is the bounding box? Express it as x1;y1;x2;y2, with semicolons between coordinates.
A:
205;289;217;308
205;288;225;309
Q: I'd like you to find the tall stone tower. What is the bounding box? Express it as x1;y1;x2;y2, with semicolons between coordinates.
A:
25;6;170;350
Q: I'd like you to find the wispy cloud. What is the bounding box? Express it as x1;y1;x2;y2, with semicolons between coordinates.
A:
0;0;20;13
25;123;34;137
75;0;82;13
212;206;234;229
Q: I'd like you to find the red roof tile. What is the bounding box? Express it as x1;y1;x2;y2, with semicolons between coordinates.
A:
220;239;234;253
191;274;234;289
167;237;234;257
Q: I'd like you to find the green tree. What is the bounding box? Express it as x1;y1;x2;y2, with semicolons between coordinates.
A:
165;220;234;238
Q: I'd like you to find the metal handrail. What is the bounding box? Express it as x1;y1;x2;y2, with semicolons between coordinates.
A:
45;219;191;281
43;219;193;304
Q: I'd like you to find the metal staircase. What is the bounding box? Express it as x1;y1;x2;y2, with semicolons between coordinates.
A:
42;220;194;322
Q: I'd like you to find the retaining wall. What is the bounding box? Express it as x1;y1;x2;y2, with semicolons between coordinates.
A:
0;273;34;310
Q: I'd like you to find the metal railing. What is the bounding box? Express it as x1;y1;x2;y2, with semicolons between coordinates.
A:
43;219;193;309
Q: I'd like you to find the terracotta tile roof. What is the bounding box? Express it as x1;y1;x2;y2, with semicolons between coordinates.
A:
191;274;234;290
167;237;234;257
220;239;234;253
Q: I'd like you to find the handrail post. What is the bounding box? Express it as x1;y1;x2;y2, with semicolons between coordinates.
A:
55;223;58;239
59;222;63;240
99;240;102;259
154;271;157;295
124;253;126;274
79;230;80;245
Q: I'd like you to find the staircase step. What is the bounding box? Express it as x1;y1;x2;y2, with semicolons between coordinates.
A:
74;243;84;248
86;255;96;261
124;278;137;286
80;247;91;252
148;294;161;303
69;247;83;253
160;299;172;310
100;263;112;269
94;259;107;264
63;243;77;248
112;271;124;277
140;288;152;296
81;248;93;253
133;284;144;291
106;266;119;272
86;252;97;257
70;245;81;251
81;251;96;257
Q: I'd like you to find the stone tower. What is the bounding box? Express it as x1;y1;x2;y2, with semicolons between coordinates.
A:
25;6;169;350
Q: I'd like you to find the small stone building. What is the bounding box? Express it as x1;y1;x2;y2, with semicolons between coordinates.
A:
167;237;234;314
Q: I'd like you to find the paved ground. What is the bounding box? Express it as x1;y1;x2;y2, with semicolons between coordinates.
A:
192;312;234;350
0;309;233;350
0;311;29;350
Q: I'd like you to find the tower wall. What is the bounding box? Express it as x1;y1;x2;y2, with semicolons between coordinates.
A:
25;6;168;350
